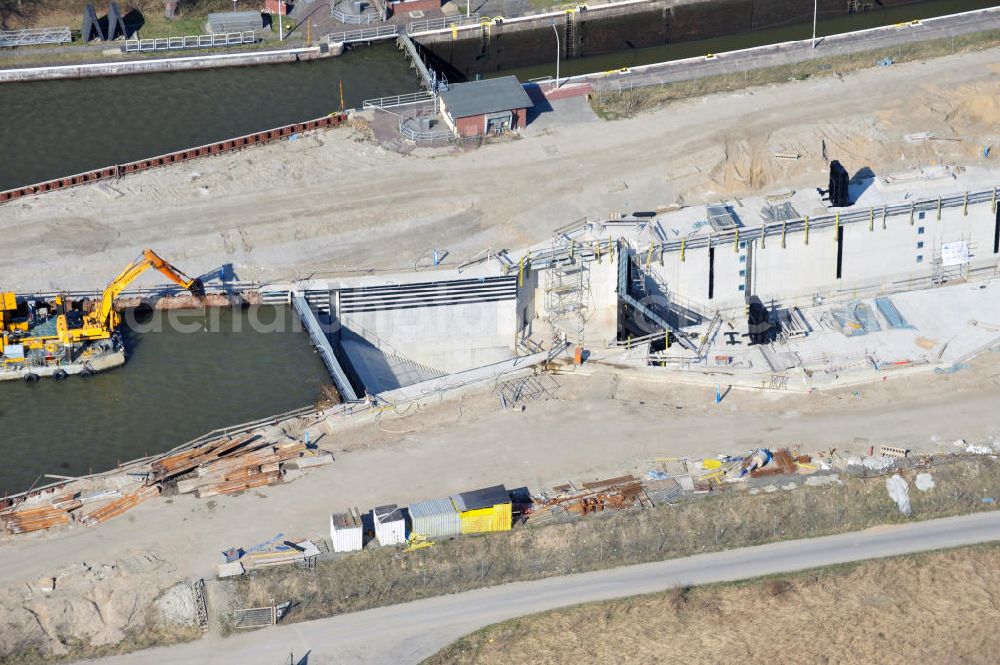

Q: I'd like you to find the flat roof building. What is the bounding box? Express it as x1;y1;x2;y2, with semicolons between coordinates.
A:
439;76;533;138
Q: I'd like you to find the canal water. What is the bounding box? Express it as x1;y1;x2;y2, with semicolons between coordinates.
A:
422;0;996;81
0;307;331;495
0;41;419;191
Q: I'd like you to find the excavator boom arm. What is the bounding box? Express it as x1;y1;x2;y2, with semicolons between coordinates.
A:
95;249;204;326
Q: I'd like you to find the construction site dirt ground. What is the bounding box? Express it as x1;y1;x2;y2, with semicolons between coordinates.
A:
4;45;1000;661
3;347;1000;658
424;543;1000;665
2;48;1000;291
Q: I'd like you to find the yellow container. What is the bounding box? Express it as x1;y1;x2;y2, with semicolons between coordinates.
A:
458;503;512;534
702;458;723;469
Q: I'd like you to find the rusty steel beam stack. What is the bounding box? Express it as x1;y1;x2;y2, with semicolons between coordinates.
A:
530;475;652;523
79;484;161;526
152;433;259;480
175;440;307;498
0;504;76;533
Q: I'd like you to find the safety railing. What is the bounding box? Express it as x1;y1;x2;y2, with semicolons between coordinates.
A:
0;26;71;47
123;31;255;53
398;116;451;142
363;90;435;110
406;13;481;34
328;24;398;43
330;0;385;25
656;187;1000;254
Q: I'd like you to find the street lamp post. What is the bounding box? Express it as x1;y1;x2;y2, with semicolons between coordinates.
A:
552;24;560;89
278;0;284;41
811;0;817;48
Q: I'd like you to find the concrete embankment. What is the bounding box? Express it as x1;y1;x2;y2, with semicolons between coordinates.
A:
0;45;332;83
576;5;1000;91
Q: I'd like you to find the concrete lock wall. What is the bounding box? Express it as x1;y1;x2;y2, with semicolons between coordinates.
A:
338;296;518;373
662;200;1000;311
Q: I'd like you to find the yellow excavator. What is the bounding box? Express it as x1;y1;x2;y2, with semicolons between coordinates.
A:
1;249;204;354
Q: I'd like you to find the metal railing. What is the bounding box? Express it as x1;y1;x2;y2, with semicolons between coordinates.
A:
363;90;435;110
0;26;71;47
123;31;255;53
327;24;398;43
657;187;1000;254
398;116;451;142
293;294;360;402
407;13;481;34
330;0;385;25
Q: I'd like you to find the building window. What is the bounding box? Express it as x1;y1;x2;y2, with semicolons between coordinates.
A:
916;255;924;263
918;211;926;220
739;269;746;277
917;226;925;235
917;241;924;249
739;255;746;264
739;241;747;249
738;284;746;291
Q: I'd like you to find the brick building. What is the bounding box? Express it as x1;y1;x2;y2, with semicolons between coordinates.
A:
439;76;533;139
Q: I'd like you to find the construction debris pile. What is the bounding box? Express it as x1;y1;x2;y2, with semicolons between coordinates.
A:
218;534;324;578
1;431;332;536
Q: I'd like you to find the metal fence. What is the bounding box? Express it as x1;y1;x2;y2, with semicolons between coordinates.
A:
362;90;435;110
328;24;397;44
406;13;481;34
233;601;289;629
123;31;256;53
0;26;71;47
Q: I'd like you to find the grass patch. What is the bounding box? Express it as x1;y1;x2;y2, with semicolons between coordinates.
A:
424;542;1000;665
227;455;1000;627
591;28;1000;119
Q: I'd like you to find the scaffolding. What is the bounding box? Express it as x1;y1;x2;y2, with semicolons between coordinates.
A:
931;234;974;286
544;258;590;345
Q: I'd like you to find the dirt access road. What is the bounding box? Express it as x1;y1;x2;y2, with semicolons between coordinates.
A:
82;511;1000;665
1;48;999;291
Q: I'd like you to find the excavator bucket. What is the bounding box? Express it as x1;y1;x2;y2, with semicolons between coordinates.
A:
189;278;206;298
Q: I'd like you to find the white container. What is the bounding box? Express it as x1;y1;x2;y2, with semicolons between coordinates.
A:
330;509;363;552
372;504;407;546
